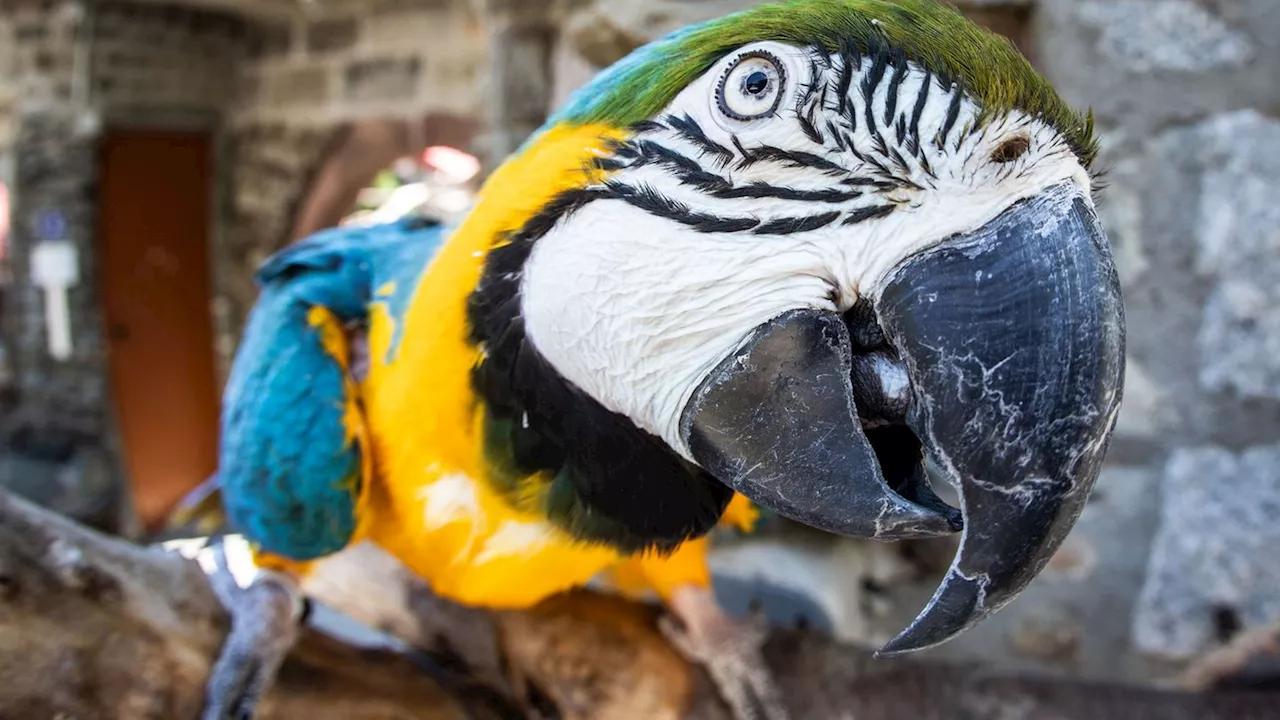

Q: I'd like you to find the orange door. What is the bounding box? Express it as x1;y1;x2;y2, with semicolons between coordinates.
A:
98;130;219;529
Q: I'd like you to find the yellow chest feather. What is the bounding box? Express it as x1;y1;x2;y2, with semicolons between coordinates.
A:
350;124;628;608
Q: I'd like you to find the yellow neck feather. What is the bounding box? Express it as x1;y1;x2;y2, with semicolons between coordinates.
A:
362;122;625;493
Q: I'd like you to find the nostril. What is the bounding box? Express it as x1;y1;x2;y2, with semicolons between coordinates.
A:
991;134;1031;164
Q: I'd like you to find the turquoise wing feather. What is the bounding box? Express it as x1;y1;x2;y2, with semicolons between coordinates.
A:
219;217;445;560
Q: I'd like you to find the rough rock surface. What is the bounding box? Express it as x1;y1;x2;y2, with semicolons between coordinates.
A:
1191;112;1280;400
1077;0;1253;74
1134;446;1280;659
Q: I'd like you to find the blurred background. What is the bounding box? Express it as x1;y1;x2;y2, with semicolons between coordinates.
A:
0;0;1277;691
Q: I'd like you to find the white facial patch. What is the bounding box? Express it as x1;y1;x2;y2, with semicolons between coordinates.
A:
521;40;1095;459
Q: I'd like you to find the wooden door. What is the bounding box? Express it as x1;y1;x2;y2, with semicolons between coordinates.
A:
98;130;219;529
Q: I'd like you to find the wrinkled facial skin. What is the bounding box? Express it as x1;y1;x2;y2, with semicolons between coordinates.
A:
521;40;1124;655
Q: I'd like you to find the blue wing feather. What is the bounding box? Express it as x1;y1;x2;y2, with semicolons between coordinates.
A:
220;217;446;560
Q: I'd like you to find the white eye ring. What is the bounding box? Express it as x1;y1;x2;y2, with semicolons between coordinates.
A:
716;50;786;121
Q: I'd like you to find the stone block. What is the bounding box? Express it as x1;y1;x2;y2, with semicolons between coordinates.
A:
344;56;422;103
1189;112;1280;400
267;64;332;107
1198;281;1280;400
1114;110;1280;448
1191;112;1280;281
370;0;452;14
362;8;450;50
1034;0;1280;132
249;21;293;59
1134;445;1280;659
307;16;359;55
1078;0;1252;74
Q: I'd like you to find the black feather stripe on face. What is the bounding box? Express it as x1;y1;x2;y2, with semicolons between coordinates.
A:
466;188;733;553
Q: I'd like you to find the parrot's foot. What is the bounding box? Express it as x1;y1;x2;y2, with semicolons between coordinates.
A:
662;586;791;720
201;544;307;720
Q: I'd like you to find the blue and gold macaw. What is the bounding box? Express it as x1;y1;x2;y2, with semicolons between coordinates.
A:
196;1;1125;718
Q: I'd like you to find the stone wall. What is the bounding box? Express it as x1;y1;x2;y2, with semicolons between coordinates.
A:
213;121;344;369
1032;0;1280;667
233;0;484;126
210;0;490;368
92;1;249;116
0;0;491;528
0;0;256;534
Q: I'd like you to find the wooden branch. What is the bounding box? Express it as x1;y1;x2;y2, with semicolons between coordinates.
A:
0;489;506;720
1174;621;1280;693
2;487;1277;720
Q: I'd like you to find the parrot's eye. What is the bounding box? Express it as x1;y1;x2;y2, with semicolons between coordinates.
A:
716;50;786;121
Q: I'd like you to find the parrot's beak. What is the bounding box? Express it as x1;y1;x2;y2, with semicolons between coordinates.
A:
680;181;1125;654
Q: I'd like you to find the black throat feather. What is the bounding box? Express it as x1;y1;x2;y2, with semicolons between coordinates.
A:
465;189;733;554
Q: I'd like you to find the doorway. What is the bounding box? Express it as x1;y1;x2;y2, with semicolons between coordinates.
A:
98;130;219;529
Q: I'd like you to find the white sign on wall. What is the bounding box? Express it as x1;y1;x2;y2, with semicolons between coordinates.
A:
30;239;79;361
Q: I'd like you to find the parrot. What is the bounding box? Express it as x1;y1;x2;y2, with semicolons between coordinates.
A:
193;0;1125;718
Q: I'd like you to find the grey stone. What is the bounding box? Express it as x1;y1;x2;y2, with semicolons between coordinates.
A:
1078;0;1253;74
1192;111;1280;280
1112;360;1170;441
306;16;359;55
1109;110;1280;448
1198;280;1280;399
1191;112;1280;399
1034;0;1280;133
248;21;293;59
1134;445;1280;659
344;56;422;103
269;65;331;107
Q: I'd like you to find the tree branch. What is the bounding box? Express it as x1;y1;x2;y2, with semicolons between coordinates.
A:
1;487;1276;720
0;489;507;719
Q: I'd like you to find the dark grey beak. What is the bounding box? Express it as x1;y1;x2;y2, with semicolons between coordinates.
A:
680;181;1124;655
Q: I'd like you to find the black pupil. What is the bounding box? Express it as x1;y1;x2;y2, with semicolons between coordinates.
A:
744;69;770;96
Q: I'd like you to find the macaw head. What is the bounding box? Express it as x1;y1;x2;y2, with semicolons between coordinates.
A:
466;0;1124;656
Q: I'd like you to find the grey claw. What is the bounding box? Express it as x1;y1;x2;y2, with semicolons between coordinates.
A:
201;571;305;720
659;612;791;720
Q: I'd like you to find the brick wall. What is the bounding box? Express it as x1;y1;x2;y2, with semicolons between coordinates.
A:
0;0;257;534
92;2;250;115
209;0;489;369
235;0;484;125
0;1;85;160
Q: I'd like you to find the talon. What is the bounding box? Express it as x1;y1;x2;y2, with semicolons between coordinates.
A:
665;587;790;720
201;565;305;720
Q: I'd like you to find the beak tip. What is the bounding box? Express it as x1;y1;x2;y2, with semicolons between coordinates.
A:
873;624;946;659
872;568;989;659
871;642;912;660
